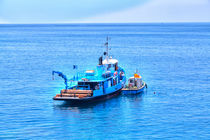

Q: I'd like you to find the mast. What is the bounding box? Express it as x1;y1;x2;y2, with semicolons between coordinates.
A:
105;36;109;61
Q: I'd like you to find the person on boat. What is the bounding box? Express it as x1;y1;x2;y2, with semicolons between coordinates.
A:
120;71;125;80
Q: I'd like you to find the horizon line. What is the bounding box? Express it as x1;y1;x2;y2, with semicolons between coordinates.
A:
0;21;210;25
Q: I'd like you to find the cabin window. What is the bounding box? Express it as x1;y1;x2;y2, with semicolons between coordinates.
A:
116;77;118;84
102;71;111;78
129;79;134;83
134;80;137;86
108;80;111;87
78;82;100;90
113;77;117;85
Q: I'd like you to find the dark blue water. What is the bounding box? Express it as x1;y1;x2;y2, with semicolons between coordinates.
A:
0;23;209;139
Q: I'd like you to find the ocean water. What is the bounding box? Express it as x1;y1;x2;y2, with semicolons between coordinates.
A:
0;23;209;139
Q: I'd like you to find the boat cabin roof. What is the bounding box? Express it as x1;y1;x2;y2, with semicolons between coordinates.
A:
129;76;141;80
102;58;118;65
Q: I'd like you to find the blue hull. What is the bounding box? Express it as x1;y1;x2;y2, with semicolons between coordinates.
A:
53;87;123;103
121;82;146;94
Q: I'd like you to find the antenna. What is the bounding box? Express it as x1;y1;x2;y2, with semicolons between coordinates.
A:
104;36;110;60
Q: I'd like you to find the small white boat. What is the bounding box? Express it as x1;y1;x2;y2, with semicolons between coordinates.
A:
122;73;147;94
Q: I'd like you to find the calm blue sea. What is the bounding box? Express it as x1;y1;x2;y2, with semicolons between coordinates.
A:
0;23;209;139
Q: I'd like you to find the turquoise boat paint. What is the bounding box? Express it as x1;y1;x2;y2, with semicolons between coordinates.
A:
53;38;126;102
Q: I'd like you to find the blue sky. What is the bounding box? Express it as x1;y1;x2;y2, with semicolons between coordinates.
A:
0;0;210;23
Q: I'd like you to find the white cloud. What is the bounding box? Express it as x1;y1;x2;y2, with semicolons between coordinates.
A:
78;0;210;23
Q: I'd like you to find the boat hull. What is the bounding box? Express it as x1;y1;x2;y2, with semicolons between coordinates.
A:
53;88;122;103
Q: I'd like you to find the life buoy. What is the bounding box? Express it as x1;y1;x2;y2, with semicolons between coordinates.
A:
114;71;118;77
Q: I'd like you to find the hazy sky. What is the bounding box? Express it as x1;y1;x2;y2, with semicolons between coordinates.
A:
0;0;210;23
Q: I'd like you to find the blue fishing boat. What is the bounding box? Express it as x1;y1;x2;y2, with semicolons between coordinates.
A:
122;72;147;94
52;38;126;102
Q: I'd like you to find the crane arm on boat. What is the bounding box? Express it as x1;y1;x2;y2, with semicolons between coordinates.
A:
52;71;68;89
